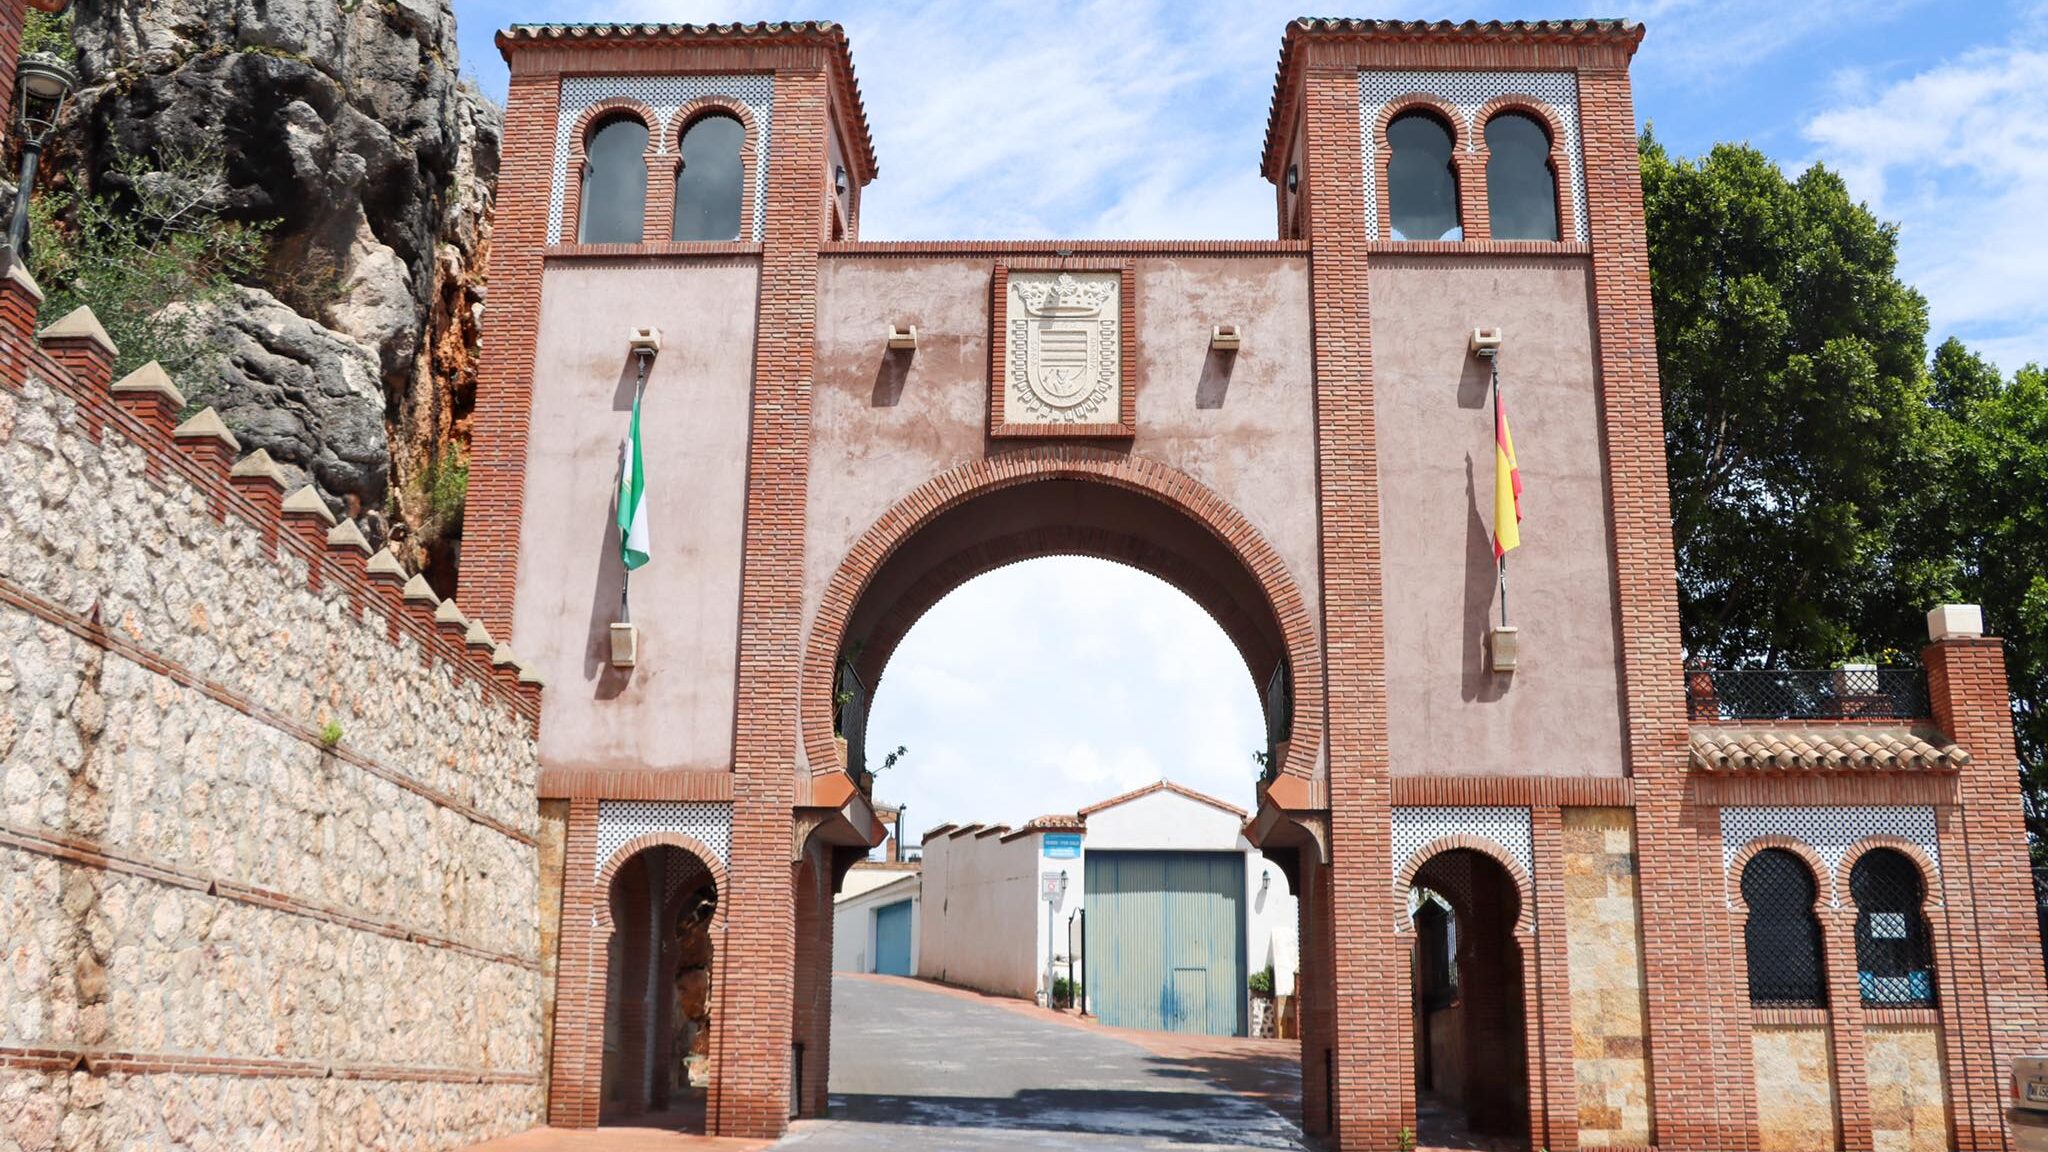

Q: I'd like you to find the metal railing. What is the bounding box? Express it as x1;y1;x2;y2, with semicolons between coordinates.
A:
1686;666;1930;722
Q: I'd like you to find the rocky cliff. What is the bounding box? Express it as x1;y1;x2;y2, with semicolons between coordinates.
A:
63;0;498;590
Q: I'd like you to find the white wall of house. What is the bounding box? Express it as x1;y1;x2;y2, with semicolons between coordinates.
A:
833;871;921;974
916;827;1041;997
917;782;1301;1016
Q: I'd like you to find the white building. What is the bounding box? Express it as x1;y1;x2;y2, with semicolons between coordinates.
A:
916;780;1298;1037
832;863;921;976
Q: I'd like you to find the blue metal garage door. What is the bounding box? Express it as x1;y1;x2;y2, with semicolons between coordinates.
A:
873;898;914;976
1084;851;1246;1036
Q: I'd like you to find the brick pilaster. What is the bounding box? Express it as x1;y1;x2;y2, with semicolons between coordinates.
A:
1300;59;1404;1149
717;65;831;1140
1925;636;2047;1148
549;798;604;1127
1531;807;1582;1151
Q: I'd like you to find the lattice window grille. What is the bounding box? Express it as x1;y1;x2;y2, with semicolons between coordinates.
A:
551;75;775;243
1392;806;1534;882
1720;806;1939;908
1356;70;1589;243
596;800;732;876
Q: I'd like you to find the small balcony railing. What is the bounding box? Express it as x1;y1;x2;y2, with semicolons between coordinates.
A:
1686;666;1930;722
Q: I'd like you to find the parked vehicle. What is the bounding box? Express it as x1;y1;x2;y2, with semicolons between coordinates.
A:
2011;1056;2048;1150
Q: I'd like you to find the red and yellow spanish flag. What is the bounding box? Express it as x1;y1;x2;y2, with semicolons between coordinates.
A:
1493;389;1523;558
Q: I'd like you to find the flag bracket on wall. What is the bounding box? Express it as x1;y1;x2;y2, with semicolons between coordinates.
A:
612;328;662;668
1474;328;1522;674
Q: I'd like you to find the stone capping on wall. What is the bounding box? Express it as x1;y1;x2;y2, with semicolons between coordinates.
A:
0;277;541;728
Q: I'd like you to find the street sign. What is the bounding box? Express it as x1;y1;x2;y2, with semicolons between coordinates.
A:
1043;832;1082;859
1042;870;1065;901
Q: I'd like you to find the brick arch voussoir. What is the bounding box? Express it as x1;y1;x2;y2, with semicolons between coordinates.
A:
1397;834;1535;936
595;832;730;934
1470;94;1573;242
803;450;1323;785
851;524;1281;702
1840;836;1944;909
1727;835;1836;913
564;97;659;246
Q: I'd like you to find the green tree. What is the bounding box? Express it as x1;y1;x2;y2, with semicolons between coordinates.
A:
1924;340;2048;847
29;136;268;399
1642;132;1941;667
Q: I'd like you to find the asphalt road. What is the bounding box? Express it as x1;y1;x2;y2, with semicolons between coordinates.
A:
776;976;1306;1151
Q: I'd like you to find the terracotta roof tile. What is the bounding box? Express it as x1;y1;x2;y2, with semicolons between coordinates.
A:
1689;727;1970;774
1076;779;1249;820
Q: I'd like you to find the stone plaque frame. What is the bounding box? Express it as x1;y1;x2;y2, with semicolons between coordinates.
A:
989;259;1137;439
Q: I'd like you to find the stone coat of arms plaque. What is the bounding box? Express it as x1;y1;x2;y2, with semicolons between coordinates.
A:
991;265;1135;437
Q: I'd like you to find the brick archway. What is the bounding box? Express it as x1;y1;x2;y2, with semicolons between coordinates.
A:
554;836;729;1133
799;448;1324;785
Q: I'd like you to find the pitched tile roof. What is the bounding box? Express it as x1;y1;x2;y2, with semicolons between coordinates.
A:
1076;779;1249;820
1689;727;1970;774
497;21;877;182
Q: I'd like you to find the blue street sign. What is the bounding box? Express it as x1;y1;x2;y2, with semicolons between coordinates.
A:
1043;832;1082;859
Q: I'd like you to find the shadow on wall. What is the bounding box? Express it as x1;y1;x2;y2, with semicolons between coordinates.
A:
1461;454;1509;704
1196;346;1236;409
582;354;650;696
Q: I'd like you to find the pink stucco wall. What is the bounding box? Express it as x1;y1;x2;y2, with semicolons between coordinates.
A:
1368;255;1628;777
803;253;1323;674
512;258;761;773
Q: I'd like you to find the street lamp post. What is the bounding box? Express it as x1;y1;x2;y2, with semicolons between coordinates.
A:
9;51;77;259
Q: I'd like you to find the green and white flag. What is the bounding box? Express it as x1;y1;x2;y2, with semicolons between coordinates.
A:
617;391;651;571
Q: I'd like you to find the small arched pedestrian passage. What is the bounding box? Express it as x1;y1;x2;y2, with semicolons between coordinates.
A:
1407;846;1532;1150
595;842;723;1132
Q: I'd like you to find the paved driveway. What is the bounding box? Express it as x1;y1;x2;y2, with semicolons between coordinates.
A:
778;975;1305;1151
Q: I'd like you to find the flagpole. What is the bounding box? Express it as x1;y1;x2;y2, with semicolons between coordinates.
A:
622;349;652;625
1492;355;1509;628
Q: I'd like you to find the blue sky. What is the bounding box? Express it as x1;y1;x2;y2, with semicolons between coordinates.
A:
452;0;2046;836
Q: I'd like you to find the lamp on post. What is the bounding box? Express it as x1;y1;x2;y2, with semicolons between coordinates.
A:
9;50;77;259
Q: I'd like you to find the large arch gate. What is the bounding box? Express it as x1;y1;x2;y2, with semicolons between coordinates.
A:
787;450;1330;1119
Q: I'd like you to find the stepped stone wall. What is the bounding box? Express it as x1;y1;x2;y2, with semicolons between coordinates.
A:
0;265;546;1149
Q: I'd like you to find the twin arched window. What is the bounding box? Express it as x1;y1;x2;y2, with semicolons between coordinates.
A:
1742;849;1827;1007
577;111;746;245
1741;846;1939;1009
1387;106;1559;242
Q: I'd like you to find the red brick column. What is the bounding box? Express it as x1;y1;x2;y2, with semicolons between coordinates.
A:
1821;905;1876;1150
0;1;24;150
791;848;835;1118
1530;807;1581;1151
717;65;831;1139
549;798;606;1127
1925;633;2048;1148
462;66;561;639
1301;60;1406;1151
1576;61;1736;1151
1296;848;1339;1137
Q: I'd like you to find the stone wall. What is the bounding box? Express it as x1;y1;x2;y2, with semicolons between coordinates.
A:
1561;807;1654;1147
1867;1023;1950;1152
0;280;545;1149
1752;1021;1840;1152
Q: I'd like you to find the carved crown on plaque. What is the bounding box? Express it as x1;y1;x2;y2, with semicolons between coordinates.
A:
995;269;1130;433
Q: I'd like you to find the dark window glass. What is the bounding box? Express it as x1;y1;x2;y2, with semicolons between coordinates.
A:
674;114;746;242
1851;849;1936;1006
1484;112;1560;241
579;117;648;245
1742;849;1827;1007
1388;111;1460;241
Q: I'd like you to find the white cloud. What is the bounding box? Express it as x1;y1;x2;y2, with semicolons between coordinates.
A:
1806;45;2048;372
866;557;1265;838
1630;0;1927;81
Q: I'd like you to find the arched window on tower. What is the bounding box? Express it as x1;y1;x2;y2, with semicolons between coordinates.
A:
579;116;649;244
1742;848;1827;1007
1484;111;1560;241
1387;110;1461;242
1850;849;1936;1006
674;114;746;242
